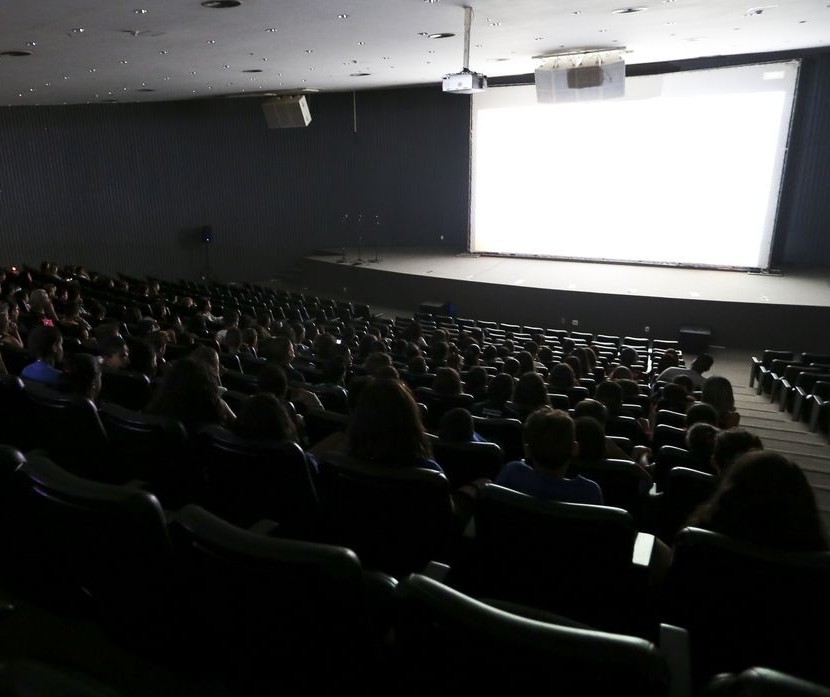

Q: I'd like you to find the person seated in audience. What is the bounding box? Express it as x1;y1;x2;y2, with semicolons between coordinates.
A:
428;340;450;371
221;327;243;356
147;357;235;430
21;324;64;387
508;371;551;421
240;327;259;357
128;340;158;380
26;287;60;328
362;351;394;378
215;309;239;346
571;416;607;464
501;356;521;378
195;297;222;325
712;428;763;477
463;343;481;367
618;346;639;368
432;366;463;397
595;379;625;417
655;349;680;376
60;301;91;338
564;354;583;379
99;335;131;371
346;377;441;471
685;402;719;428
148;330;170;370
257;363;323;414
609;365;633;381
575;346;596;376
463;365;488;401
548;362;576;394
685;422;720;475
688;451;827;552
446;350;464;374
494;407;603;505
657;353;714;390
438;407;487;444
233;393;301;444
516;351;535;375
660;383;691;414
64;353;102;403
260;335;306;382
407;355;429;375
472;372;515;418
702;375;740;428
0;303;23;348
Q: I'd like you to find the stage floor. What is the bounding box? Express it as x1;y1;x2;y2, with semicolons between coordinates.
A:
306;247;830;308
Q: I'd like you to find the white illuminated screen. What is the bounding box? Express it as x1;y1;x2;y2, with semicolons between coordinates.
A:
471;61;799;268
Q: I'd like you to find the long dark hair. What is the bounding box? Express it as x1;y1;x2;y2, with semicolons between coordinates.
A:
347;378;432;465
689;451;827;552
147;358;225;428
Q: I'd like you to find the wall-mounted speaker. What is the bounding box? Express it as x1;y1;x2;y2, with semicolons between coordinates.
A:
261;95;312;128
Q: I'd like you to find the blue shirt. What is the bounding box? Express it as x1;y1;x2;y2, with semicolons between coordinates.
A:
495;460;603;505
20;360;64;388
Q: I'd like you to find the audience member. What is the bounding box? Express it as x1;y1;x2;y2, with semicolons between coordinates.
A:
658;354;714;390
494;407;603;504
712;428;763;476
64;353;102;403
21;325;64;387
702;376;741;428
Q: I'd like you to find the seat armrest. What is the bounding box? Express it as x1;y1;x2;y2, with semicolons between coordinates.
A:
792;387;809;421
659;623;691;697
776;378;792;411
422;560;451;582
810;397;827;432
749;357;761;388
248;518;281;536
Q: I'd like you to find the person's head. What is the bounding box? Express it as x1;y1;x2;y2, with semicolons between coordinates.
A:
574;416;607;461
27;324;63;364
258;364;288;399
514;371;550;410
656;350;680;374
321;355;349;385
619;346;639;367
662;383;689;410
523;408;577;472
65;353;102;402
223;309;240;329
190;345;221;384
223;327;243;353
438;407;475;443
363;351;393;377
487;372;514;404
609;365;633;381
407;355;428;375
595;380;623;415
260;335;294;365
464;366;488;397
685;402;719;428
516;351;535;375
28;288;53;315
433;366;462;396
128;340;158;378
563;355;583;379
347;378;431;464
691;353;714;374
99;335;130;370
617;379;641;402
685;422;719;463
672;375;694;395
690;451;827;552
702;376;736;426
147;358;225;427
712;428;763;476
234;393;298;442
573;398;608;426
502;356;521;377
549;362;576;391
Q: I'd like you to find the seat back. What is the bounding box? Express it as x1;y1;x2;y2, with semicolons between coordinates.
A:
168;504;385;693
653;423;687;451
473;484;640;633
5;454;173;615
20;381;109;479
654;467;717;543
303;408;349;446
99;369;152;411
413;388;474;430
195;425;320;536
664;527;830;689
654;445;697;491
703;667;830;697
471;416;523;461
427;436;504;487
394;573;668;697
317;452;454;575
0;375;27;450
573;458;648;520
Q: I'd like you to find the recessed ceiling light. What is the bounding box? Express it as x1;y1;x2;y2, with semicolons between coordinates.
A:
534;37;544;40
0;50;33;57
134;8;148;14
418;32;429;36
357;41;365;45
612;6;648;13
424;0;440;3
337;13;349;19
266;27;277;32
26;41;36;47
164;76;171;80
428;32;455;38
190;71;197;75
598;28;609;32
159;50;168;55
305;49;314;53
571;10;582;15
88;67;97;72
262;57;268;61
120;59;129;64
71;28;85;34
381;56;390;60
206;39;216;44
201;0;241;7
490;22;501;26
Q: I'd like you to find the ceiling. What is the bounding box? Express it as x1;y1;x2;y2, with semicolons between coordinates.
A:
0;0;827;106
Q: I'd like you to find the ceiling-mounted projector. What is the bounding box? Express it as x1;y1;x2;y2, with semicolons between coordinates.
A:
443;7;486;95
443;68;487;94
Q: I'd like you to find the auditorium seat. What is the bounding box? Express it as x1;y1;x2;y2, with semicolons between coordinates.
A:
469;483;654;637
0;375;27;450
703;667;830;697
571;458;649;522
426;436;504;488
392;573;670;697
471;416;523;462
650;468;717;544
663;527;830;689
167;504;396;695
316;452;455;576
100;369;152;411
653;423;687;451
194;424;321;537
304;408;349;446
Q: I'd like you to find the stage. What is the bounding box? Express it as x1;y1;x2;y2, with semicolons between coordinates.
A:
285;247;830;351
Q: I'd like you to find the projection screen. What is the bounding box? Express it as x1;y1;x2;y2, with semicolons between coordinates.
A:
470;61;800;269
